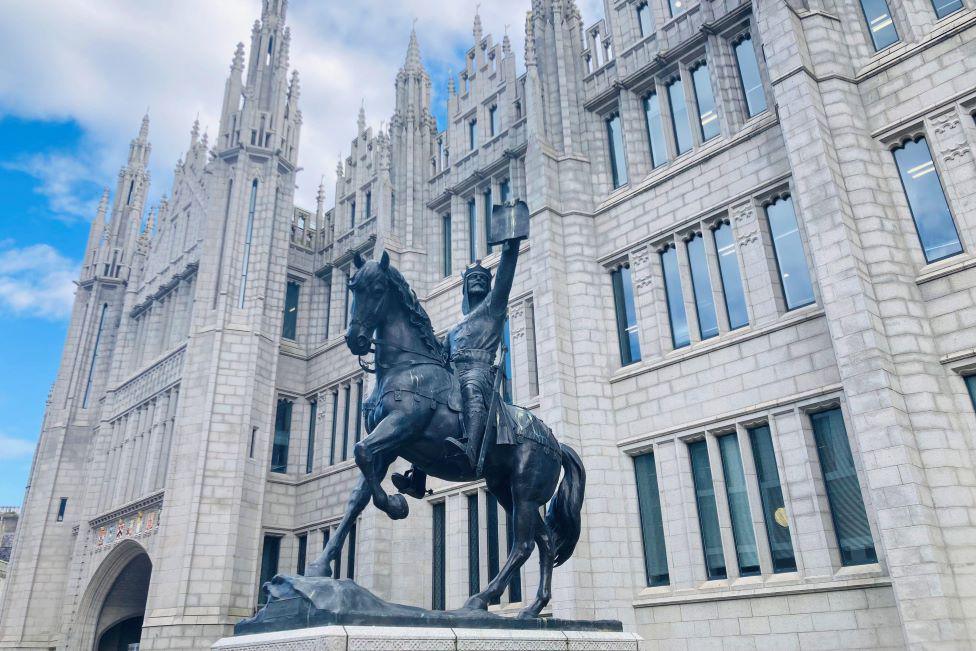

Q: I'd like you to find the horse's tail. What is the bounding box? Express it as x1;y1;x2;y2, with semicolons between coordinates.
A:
546;443;586;567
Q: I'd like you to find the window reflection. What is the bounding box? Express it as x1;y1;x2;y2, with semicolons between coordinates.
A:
892;137;962;263
765;196;815;310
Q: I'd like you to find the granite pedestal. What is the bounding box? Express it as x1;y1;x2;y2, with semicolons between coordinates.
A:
212;625;643;651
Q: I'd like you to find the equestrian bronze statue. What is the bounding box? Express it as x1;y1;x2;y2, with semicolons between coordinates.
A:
305;201;585;619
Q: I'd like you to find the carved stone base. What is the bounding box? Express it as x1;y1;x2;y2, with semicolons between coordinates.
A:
235;576;622;636
212;625;643;651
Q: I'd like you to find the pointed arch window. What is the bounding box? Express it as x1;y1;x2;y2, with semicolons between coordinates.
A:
239;180;259;308
892;136;962;263
82;303;108;409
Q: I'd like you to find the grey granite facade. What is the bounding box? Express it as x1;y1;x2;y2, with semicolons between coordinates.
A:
2;0;976;648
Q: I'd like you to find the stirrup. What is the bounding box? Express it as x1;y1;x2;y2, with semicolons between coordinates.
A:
445;436;467;454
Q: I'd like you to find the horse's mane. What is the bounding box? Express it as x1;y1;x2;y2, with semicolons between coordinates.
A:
384;265;446;363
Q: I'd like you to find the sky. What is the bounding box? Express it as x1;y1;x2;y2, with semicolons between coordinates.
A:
0;0;606;506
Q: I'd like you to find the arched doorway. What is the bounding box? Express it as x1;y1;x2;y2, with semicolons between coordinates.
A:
74;540;152;651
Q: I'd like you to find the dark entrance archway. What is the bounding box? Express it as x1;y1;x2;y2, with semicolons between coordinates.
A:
76;541;152;651
96;615;143;651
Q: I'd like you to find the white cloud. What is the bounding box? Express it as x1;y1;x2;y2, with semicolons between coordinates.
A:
0;0;605;213
0;432;36;461
1;153;102;223
0;243;79;320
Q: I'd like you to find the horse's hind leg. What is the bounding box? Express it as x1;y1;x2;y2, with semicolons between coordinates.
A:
463;496;536;611
519;511;553;619
306;452;393;577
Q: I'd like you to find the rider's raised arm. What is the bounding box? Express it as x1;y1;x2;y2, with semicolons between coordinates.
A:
489;240;519;318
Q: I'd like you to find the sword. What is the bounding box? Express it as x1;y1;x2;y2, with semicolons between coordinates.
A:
476;341;507;477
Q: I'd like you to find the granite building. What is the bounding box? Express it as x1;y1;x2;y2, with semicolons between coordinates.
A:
3;0;976;648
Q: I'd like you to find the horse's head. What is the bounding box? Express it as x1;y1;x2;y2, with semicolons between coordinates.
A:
346;250;391;356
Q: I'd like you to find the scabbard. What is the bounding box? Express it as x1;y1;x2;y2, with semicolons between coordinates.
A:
476;343;506;476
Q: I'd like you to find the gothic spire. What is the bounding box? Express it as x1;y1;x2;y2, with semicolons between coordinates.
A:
403;26;422;72
357;100;366;134
473;7;483;43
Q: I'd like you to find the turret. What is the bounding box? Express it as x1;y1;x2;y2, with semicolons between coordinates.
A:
82;189;109;280
216;0;300;165
394;28;431;121
99;115;151;281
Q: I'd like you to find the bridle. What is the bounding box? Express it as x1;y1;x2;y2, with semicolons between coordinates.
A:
347;275;449;375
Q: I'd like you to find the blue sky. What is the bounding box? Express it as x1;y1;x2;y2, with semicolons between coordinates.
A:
0;0;604;506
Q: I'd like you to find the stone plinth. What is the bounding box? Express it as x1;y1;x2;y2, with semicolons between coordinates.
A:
212;625;643;651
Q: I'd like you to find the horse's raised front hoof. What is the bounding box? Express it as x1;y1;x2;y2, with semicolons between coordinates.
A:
385;493;410;520
462;595;489;611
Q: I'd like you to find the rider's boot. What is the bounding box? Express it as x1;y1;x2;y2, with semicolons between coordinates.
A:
448;407;485;469
392;467;428;499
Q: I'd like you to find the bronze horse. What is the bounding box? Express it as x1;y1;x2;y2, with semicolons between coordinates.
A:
306;251;585;618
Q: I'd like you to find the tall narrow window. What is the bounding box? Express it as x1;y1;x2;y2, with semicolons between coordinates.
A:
661;246;690;349
323;278;332;340
505;510;522;602
467;493;480;595
686;233;719;340
484;189;494;254
810;408;878;566
486;493;501;605
468;199;478;263
718;434;760;576
344;273;353;329
329;390;339;465
733;35;767;117
258;535;281;604
611;265;641;365
713;221;749;330
637;2;653;37
501;319;513;403
82;303;108;408
442;214;452;277
634;453;669;586
892;137;962;263
932;0;963;17
469;119;478;150
965;375;976;412
306;399;317;474
281;280;300;340
668;0;686;17
239;180;259;308
606;112;629;188
489;105;500;137
391;191;396;227
365;190;372;219
56;497;68;522
667;78;693;155
859;0;899;50
341;385;351;461
354;380;364;444
748;424;797;573
765;196;815;310
297;533;308;575
350;200;357;229
643;93;668;168
346;523;357;579
432;502;446;610
499;179;511;204
688;440;727;580
691;62;720;142
250;427;258;459
333;530;343;578
271;399;292;473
